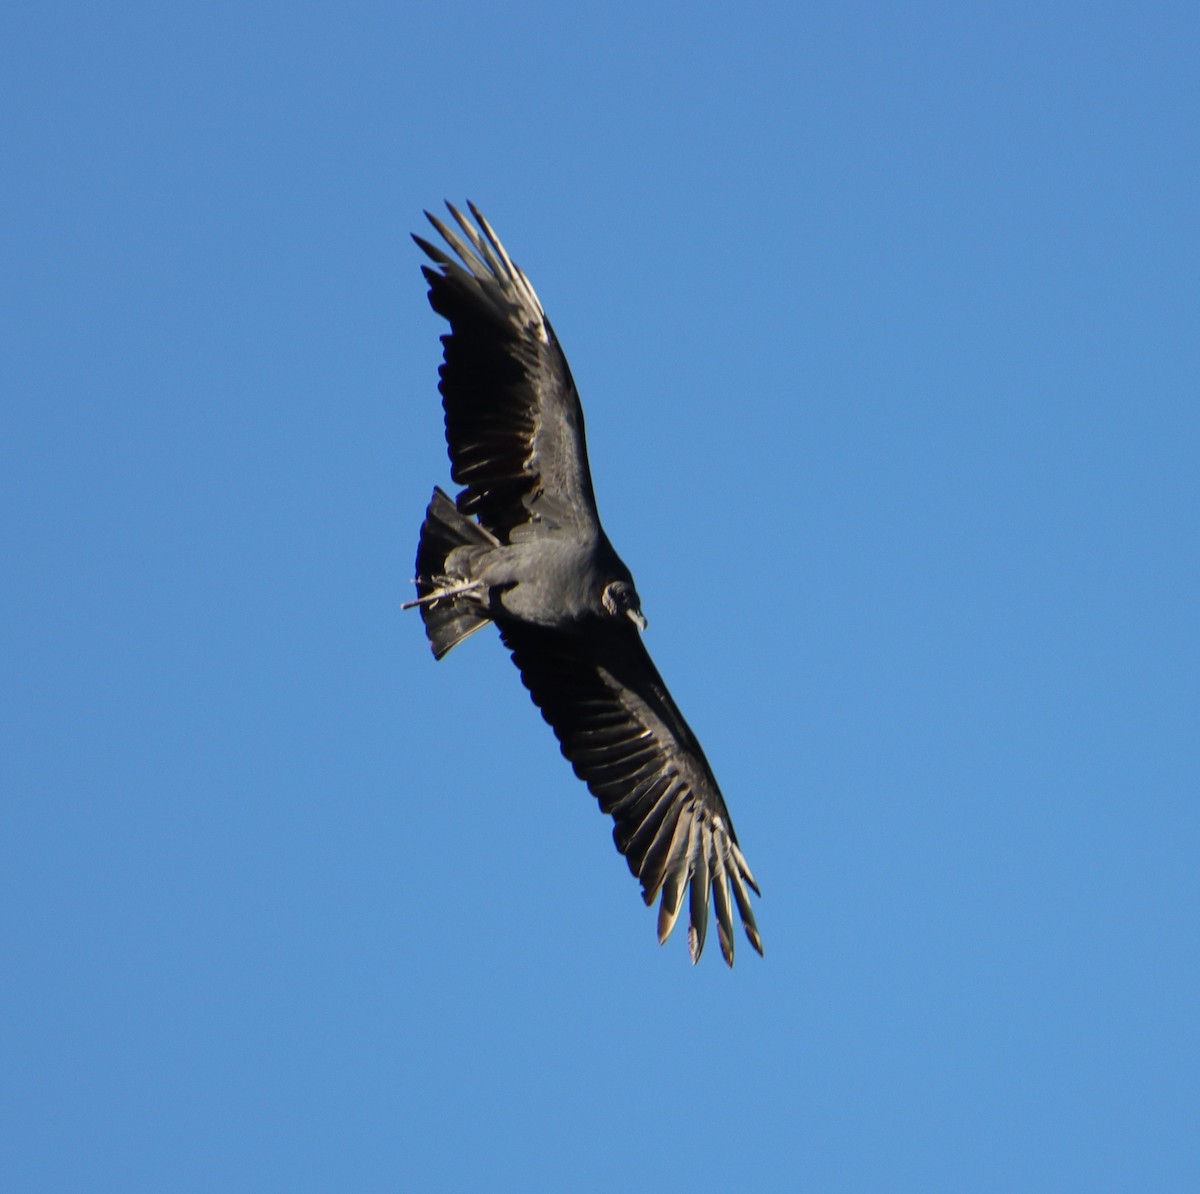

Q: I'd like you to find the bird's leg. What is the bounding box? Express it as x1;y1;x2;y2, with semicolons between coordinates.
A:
401;577;485;610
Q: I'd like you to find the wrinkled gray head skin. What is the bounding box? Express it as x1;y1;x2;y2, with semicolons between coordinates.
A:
408;202;762;966
602;579;647;631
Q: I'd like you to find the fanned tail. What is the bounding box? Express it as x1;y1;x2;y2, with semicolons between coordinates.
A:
411;487;495;660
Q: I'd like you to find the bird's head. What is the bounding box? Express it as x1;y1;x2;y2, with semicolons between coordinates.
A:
602;579;647;631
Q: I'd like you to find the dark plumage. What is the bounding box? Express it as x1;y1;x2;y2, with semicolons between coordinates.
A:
406;203;762;965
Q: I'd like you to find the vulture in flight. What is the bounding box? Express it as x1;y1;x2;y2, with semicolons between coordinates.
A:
406;203;762;965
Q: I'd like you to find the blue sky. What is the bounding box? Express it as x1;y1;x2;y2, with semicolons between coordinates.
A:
3;2;1197;1190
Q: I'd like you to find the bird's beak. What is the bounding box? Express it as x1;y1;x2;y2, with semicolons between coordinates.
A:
627;608;648;632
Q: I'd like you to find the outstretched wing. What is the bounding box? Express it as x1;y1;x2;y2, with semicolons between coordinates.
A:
500;619;763;966
414;203;602;543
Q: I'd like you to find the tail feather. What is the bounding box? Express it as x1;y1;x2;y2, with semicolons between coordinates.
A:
413;487;495;659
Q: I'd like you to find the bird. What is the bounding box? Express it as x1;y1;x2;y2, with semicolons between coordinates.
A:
405;202;762;965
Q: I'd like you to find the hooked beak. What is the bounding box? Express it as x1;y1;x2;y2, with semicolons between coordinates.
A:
627;608;648;632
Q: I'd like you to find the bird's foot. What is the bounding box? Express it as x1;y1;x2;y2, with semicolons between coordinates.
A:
401;577;484;610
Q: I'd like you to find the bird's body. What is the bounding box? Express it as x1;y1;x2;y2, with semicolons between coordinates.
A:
454;531;625;627
407;203;762;965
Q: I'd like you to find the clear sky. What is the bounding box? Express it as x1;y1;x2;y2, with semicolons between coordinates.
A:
3;2;1197;1190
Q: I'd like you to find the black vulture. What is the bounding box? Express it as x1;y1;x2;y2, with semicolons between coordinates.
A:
406;203;762;965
